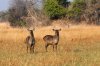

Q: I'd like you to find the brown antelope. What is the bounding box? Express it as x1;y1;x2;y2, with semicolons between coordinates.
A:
43;28;61;52
26;28;35;53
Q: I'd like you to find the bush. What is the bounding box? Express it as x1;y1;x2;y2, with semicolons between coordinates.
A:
44;0;66;19
66;0;86;22
8;9;26;27
8;0;27;27
8;15;26;27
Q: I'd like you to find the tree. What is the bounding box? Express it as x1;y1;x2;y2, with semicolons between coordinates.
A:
57;0;70;8
8;0;47;27
8;0;28;26
44;0;66;19
0;11;9;22
66;0;86;22
84;0;100;24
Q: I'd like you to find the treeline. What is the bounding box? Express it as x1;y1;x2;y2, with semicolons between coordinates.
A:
0;0;100;27
44;0;100;24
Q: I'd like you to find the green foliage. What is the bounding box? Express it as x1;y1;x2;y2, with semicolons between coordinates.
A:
57;0;68;5
91;0;97;4
44;0;86;21
72;0;86;10
7;0;28;27
8;15;26;27
66;0;86;21
8;8;27;27
8;0;27;27
0;11;9;21
67;7;82;17
44;0;66;19
57;0;70;8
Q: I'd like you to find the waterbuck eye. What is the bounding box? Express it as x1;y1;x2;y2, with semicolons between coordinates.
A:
52;29;55;31
59;29;61;31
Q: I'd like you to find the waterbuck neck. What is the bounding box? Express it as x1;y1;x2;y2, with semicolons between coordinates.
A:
54;31;59;37
30;30;34;37
54;30;60;43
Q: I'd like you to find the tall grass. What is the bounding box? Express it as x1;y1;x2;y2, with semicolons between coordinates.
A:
0;23;100;66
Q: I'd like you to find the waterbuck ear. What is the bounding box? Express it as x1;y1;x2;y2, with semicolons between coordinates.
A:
59;29;61;31
52;29;55;31
33;28;35;31
27;29;30;31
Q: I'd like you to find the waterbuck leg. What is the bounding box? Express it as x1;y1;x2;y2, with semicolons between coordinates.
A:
53;45;54;51
45;44;49;52
30;46;32;53
55;45;57;51
27;46;28;53
32;46;34;53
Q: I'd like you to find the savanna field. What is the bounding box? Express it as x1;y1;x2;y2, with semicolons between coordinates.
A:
0;22;100;66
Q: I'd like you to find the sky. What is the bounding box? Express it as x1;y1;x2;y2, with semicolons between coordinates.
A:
0;0;10;11
0;0;73;11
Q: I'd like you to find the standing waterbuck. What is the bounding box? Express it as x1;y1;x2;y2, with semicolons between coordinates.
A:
43;28;61;52
25;28;35;53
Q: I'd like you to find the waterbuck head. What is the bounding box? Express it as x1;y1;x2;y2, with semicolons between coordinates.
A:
52;26;61;36
27;27;35;37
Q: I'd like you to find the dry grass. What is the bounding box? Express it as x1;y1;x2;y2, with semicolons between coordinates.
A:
0;23;100;66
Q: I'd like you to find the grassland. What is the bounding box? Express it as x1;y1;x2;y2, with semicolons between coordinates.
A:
0;23;100;66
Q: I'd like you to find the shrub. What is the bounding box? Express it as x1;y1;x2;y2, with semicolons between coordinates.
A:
66;0;86;22
44;0;66;19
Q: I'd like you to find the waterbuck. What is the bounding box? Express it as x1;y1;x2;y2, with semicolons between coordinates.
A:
43;28;61;52
26;28;35;53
